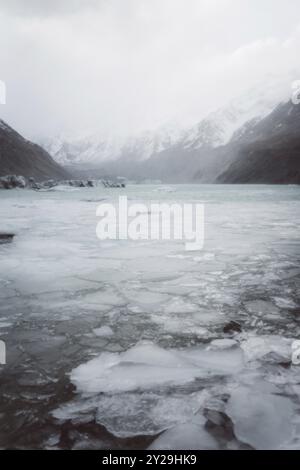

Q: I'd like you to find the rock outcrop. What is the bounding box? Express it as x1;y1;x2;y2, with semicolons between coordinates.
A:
0;175;26;189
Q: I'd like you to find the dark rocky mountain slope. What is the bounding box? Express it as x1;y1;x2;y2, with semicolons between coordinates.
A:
0;119;69;181
216;101;300;184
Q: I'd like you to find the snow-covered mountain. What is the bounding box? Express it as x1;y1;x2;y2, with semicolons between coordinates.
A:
39;78;290;170
180;81;289;150
40;123;185;167
40;134;123;166
120;122;185;161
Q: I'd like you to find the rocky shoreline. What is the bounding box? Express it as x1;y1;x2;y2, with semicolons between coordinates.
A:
0;175;126;190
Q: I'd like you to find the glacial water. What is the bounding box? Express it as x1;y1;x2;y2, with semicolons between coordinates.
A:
0;184;300;449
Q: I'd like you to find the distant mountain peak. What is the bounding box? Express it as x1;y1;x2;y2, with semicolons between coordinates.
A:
38;77;290;171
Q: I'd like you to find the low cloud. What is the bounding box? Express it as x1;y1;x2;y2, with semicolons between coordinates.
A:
0;0;299;139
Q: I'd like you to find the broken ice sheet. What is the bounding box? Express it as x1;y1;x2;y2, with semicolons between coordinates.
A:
241;334;294;364
83;289;125;308
152;314;210;338
273;297;298;309
93;326;114;337
53;341;244;437
2;186;300;448
208;339;238;350
123;289;169;310
244;300;280;316
163;298;199;314
148;422;219;450
226;386;295;449
69;341;244;395
95;392;209;437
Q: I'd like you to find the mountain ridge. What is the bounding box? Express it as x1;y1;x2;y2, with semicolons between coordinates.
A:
216;101;300;184
0;118;70;181
40;82;285;170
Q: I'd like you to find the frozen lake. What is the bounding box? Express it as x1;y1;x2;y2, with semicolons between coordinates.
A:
0;184;300;449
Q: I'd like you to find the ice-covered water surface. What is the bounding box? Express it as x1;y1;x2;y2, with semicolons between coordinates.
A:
0;184;300;449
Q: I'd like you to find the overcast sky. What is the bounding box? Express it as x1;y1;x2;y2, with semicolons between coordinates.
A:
0;0;300;140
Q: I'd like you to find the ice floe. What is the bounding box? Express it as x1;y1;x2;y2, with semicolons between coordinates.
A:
226;386;294;449
148;421;219;450
93;326;114;337
70;341;244;395
240;335;293;364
